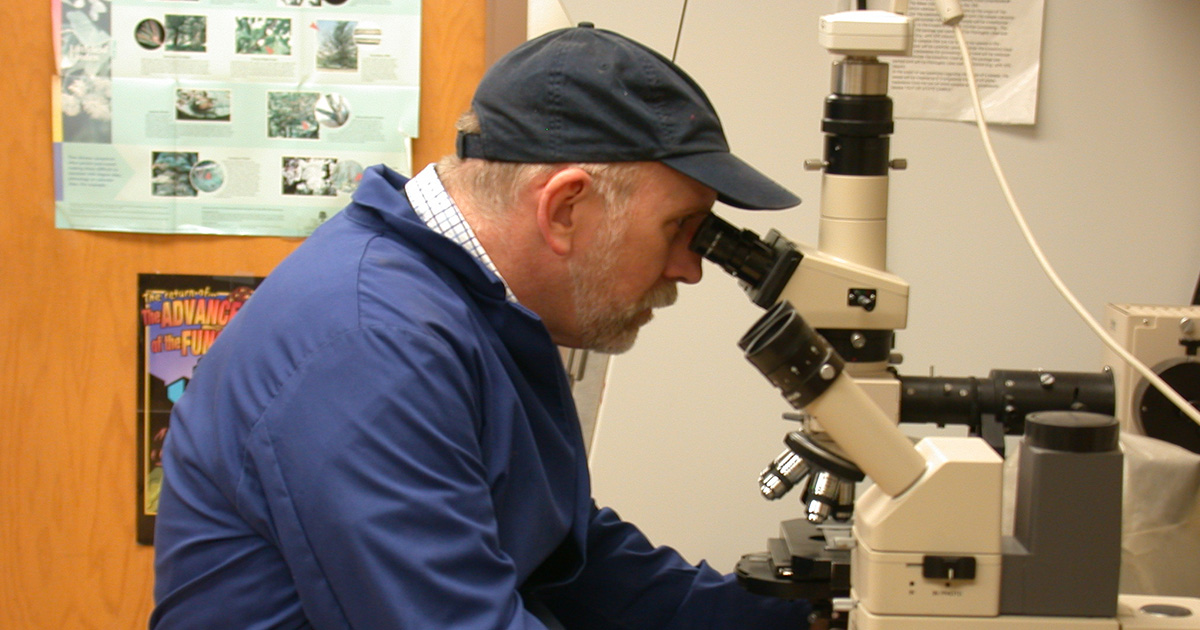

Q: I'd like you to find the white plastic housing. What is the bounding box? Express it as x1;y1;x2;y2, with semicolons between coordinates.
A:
850;437;1008;623
852;543;1002;617
818;10;914;57
777;244;909;331
854;437;1003;554
1102;303;1200;435
850;607;1119;630
802;374;926;497
820;174;890;271
1117;595;1200;630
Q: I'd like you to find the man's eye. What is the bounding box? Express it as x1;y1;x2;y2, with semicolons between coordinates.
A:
677;213;702;229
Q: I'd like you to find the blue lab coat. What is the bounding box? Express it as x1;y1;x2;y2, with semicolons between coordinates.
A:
150;165;809;630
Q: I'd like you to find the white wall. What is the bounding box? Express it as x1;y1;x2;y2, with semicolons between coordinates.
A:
527;0;571;37
549;0;1200;571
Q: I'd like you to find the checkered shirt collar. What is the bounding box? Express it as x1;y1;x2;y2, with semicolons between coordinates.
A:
405;164;515;302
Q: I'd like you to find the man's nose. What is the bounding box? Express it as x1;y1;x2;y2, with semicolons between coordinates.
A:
666;242;703;285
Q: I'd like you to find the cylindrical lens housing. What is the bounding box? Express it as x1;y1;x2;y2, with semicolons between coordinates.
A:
689;214;776;289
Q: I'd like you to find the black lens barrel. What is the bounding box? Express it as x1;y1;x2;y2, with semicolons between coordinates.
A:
823;93;893;176
689;214;776;288
741;302;845;410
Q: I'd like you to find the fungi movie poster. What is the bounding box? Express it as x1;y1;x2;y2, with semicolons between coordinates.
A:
136;273;262;544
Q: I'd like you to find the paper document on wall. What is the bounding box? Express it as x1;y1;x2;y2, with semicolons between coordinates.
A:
53;0;420;237
891;0;1044;125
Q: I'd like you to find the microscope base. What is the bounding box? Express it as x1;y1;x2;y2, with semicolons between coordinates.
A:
850;595;1200;630
851;607;1116;629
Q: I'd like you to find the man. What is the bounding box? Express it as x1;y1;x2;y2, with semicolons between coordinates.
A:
152;24;808;629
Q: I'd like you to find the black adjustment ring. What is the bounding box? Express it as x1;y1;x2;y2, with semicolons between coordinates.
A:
1135;360;1200;454
784;430;865;482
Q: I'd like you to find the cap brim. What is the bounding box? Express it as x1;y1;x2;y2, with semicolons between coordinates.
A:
661;152;800;210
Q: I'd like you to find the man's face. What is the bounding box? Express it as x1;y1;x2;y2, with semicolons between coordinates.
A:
569;163;716;354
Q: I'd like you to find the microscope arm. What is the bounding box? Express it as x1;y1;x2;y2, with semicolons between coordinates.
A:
741;301;925;498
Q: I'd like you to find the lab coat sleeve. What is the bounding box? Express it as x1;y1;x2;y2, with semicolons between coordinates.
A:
246;325;549;630
539;504;811;630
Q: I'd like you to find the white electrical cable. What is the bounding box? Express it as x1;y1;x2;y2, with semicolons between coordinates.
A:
950;24;1200;429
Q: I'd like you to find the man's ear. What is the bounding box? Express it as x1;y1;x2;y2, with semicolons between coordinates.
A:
536;167;595;256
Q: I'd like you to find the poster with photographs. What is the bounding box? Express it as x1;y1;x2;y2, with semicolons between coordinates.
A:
136;273;264;545
53;0;418;237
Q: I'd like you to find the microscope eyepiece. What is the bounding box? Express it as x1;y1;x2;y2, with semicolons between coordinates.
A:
689;214;804;309
689;214;776;288
741;301;845;411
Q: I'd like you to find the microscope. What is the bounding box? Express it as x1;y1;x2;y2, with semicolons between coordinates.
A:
690;3;1200;629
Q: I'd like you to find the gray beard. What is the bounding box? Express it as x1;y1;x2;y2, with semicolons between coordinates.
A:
569;219;677;354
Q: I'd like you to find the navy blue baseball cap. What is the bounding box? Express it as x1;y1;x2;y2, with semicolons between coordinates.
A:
456;23;800;210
